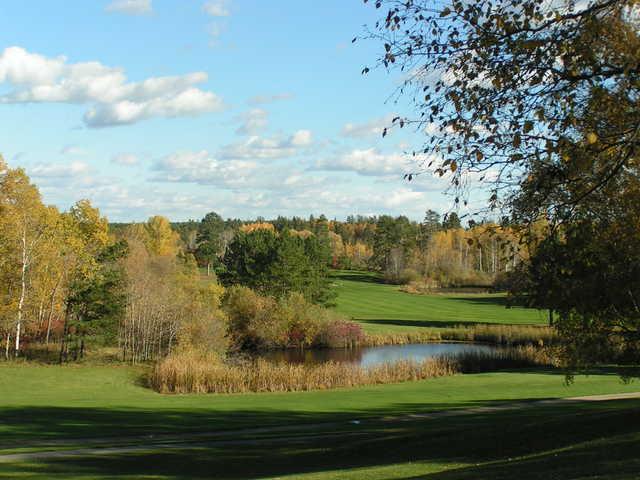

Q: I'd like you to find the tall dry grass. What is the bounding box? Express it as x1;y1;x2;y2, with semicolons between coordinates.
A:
150;346;554;394
363;324;556;348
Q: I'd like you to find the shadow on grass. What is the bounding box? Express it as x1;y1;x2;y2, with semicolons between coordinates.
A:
331;270;385;284
1;397;639;479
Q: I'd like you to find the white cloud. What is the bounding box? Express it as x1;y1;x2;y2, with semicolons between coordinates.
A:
219;130;313;160
111;153;139;166
248;93;294;105
0;46;224;127
315;148;411;177
235;108;268;135
30;161;90;178
341;114;395;139
383;188;425;208
207;22;226;47
60;145;86;156
105;0;152;15
151;150;258;187
203;0;230;16
290;130;313;147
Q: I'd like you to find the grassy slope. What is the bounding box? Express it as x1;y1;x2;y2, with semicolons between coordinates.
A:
1;364;639;479
1;273;636;478
332;271;546;333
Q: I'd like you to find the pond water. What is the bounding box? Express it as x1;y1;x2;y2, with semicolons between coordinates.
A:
261;342;497;368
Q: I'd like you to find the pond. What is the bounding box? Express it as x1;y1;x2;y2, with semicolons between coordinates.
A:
261;342;497;368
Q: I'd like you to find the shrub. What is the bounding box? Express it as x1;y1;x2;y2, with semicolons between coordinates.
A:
224;287;358;351
317;320;365;348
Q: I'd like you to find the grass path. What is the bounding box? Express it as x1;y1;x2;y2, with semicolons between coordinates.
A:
3;391;639;463
331;270;546;333
1;364;639;478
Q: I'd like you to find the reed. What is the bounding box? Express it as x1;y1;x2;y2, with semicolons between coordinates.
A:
150;346;554;394
363;324;556;348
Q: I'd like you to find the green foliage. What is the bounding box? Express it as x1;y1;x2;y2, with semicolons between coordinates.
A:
224;286;362;351
365;0;640;223
223;229;334;304
442;212;461;230
195;211;226;271
516;209;640;365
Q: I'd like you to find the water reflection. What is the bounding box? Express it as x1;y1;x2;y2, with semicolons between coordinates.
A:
261;342;496;368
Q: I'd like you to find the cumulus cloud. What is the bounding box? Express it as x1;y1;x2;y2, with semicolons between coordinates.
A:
248;93;294;105
315;148;411;177
30;161;90;178
341;114;395;139
203;0;230;16
0;46;224;127
60;145;86;156
383;188;425;208
219;130;313;160
235;108;268;135
151;150;258;187
105;0;152;15
111;153;139;166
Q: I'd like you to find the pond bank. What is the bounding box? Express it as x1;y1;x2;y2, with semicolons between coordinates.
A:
151;346;554;394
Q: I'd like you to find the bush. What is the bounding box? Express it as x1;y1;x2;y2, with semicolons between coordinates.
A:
224;287;360;351
317;319;365;348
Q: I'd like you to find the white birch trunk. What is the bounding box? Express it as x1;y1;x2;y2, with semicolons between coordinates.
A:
15;225;28;356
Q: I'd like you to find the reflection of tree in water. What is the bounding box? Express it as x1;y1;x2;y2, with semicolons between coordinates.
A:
261;343;497;367
265;347;364;365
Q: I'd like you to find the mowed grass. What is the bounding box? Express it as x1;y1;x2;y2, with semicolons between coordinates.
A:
1;364;640;479
0;273;635;478
331;270;546;333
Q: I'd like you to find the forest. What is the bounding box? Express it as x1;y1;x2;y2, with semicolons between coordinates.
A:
0;154;543;366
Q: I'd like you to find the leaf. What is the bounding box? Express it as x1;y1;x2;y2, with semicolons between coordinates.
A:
513;133;521;148
586;132;598;144
523;121;533;133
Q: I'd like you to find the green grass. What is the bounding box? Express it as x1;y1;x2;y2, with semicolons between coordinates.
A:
331;270;546;333
1;364;639;478
0;272;635;478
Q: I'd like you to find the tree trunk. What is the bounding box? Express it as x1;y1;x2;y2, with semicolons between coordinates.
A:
59;305;70;364
4;332;10;360
15;226;28;357
45;276;62;345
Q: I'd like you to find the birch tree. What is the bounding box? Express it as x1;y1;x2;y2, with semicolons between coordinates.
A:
0;166;49;356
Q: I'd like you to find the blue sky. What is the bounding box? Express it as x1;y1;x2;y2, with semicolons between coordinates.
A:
0;0;460;222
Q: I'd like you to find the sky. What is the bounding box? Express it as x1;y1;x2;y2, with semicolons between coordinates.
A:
0;0;462;222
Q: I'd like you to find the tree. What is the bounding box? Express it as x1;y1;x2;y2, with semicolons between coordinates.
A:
370;215;418;281
196;212;226;275
143;216;180;257
364;0;640;367
514;163;640;366
363;0;640;223
223;229;333;304
442;212;461;230
0;167;50;356
419;209;441;247
61;241;127;361
59;201;120;362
